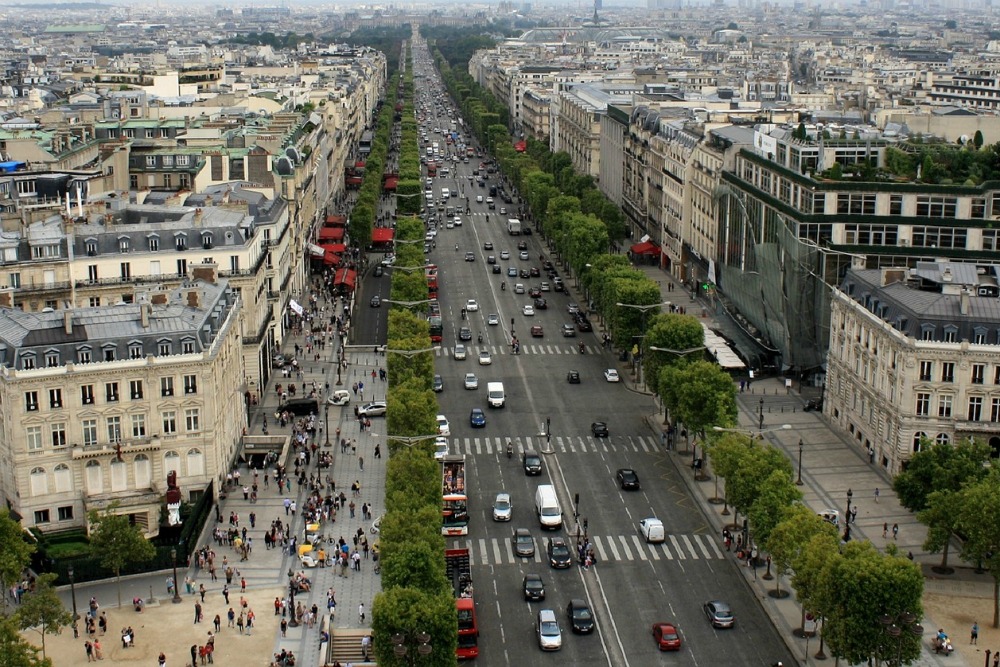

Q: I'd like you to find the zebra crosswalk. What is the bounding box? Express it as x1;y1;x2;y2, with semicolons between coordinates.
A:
437;344;603;356
444;435;662;456
450;533;725;566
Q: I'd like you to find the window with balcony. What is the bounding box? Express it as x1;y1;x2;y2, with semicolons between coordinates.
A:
51;423;66;447
26;426;42;451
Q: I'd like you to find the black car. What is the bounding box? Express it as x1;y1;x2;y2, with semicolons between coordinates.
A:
523;574;546;601
523;450;543;475
459;327;473;341
567;370;580;384
546;537;573;569
567;599;595;634
591;422;609;438
616;468;640;490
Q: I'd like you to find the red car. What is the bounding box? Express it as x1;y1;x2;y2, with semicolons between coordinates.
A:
652;622;682;651
530;325;544;338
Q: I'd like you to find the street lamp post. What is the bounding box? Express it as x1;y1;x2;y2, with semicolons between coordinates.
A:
68;565;79;638
879;612;923;667
324;404;331;447
796;439;804;486
844;488;854;542
392;631;432;664
170;548;182;603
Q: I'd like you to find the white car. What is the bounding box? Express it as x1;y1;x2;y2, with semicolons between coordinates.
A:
454;344;467;360
523;304;535;316
479;350;492;365
487;313;500;326
604;369;621;383
493;492;513;522
434;437;449;461
436;415;451;436
466;299;479;312
639;517;666;543
464;373;479;390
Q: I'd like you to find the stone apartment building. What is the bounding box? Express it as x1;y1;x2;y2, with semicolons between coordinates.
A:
826;262;1000;474
0;269;243;536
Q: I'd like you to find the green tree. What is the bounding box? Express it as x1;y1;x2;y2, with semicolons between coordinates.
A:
747;469;802;556
0;614;51;667
87;504;156;608
893;439;990;511
767;505;837;603
817;542;923;664
16;574;72;660
955;467;1000;627
0;509;34;613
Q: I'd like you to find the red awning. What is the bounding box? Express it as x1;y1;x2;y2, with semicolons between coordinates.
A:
325;215;347;227
321;243;347;254
630;240;661;256
318;227;345;241
371;228;394;243
334;268;357;289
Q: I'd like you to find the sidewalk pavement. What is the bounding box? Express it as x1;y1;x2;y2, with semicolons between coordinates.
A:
606;263;989;667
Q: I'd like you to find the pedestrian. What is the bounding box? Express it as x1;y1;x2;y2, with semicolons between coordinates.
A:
972;622;979;644
359;602;366;624
883;522;888;538
874;487;880;503
892;523;899;540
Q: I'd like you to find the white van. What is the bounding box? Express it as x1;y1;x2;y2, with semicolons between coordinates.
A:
487;382;505;408
535;485;562;530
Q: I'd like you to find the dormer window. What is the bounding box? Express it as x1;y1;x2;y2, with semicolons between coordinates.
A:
118;237;130;253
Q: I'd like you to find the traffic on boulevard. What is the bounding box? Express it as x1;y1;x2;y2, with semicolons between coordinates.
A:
355;37;795;667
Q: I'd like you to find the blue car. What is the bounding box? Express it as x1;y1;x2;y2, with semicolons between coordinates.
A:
470;408;486;428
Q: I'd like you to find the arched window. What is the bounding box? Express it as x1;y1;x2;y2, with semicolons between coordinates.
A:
134;453;151;489
85;460;102;494
110;458;127;492
935;433;951;446
912;432;927;452
163;451;180;477
54;464;72;493
29;467;47;496
186;448;204;477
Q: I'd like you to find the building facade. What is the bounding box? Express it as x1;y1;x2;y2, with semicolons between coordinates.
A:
0;269;244;536
826;263;1000;474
